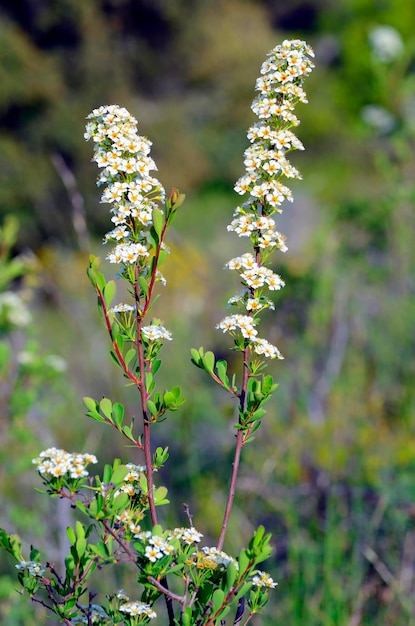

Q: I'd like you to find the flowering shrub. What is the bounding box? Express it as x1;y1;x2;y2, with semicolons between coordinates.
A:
0;39;314;624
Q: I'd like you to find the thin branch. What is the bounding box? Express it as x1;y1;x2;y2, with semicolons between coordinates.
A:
147;576;186;605
101;520;137;561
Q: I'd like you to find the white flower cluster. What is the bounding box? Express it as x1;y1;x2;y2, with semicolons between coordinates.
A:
119;600;157;619
142;324;173;342
115;509;143;535
15;560;46;577
201;546;239;570
85;104;165;268
115;462;147;497
86;104;173;339
218;40;314;359
144;535;175;562
109;303;135;313
133;526;203;563
226;253;285;291
252;569;278;588
32;447;98;480
168;526;204;545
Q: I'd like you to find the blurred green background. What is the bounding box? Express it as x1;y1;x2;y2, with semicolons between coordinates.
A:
1;0;415;623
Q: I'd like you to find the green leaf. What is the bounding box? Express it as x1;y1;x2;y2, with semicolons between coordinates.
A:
75;501;88;516
250;420;262;434
190;348;203;368
87;258;105;292
109;351;121;368
99;398;113;420
251;526;265;548
147;400;159;417
154;485;169;506
146;373;154;393
82;397;98;412
65;554;75;578
86;268;97;289
111;465;129;485
66;527;76;546
86;410;107;423
180;607;192;626
29;547;40;563
248;408;267;423
163;391;174;407
112;403;124;428
103;280;116;308
121;425;134;440
152;208;164;238
238;549;250;573
164;387;185;410
124;348;136;369
225;560;238;590
103;464;113;484
112;322;121;341
111;493;129;513
158;249;167;266
0;529;23;561
76;537;87;559
152;359;161;376
88;499;98;519
262;374;278;395
88;255;101;271
75;521;85;539
202;350;215;374
216;359;229;385
153;446;169;467
138;276;149;298
212;588;225;613
234;582;252;601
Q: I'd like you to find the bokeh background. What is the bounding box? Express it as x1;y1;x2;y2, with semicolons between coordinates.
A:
1;0;415;624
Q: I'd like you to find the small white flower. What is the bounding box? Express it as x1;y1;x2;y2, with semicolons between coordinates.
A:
110;303;135;313
120;601;156;618
252;570;278;588
142;325;173;341
145;545;163;562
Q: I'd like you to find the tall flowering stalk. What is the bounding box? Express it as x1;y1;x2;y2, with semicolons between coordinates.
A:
192;39;314;550
84;105;185;530
1;39;313;626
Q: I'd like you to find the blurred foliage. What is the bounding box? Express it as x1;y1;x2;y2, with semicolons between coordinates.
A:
1;0;415;623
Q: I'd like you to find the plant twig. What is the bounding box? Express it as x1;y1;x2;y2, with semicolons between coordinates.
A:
147;576;186;605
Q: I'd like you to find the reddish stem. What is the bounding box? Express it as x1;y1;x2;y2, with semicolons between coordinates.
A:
96;286;141;385
136;316;158;526
217;345;250;551
133;232;176;626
